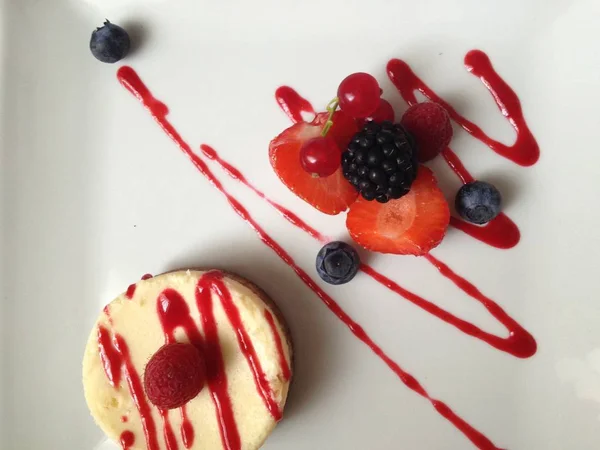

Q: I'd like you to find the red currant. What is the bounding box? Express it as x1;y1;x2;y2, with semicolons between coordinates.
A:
337;73;381;119
357;99;395;127
299;136;341;177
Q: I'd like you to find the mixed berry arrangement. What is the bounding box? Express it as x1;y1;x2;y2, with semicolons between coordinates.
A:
268;71;503;284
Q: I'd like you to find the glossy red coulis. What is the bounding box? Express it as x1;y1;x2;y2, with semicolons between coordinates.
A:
180;406;194;449
159;409;178;450
121;415;128;423
386;50;539;249
125;283;137;299
264;309;292;381
125;274;154;300
115;335;160;450
120;430;135;450
387;50;539;166
275;86;315;123
100;325;160;450
115;64;517;449
200;144;329;242
98;326;123;387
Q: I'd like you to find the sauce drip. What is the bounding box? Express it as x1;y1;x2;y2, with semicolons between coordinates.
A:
159;409;179;450
180;405;194;448
99;324;160;450
125;283;137;299
275;86;315;123
98;326;123;388
120;430;135;450
265;309;292;381
125;274;154;299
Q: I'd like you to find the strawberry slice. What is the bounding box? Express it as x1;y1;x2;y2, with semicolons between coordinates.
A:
346;166;450;255
269;111;359;215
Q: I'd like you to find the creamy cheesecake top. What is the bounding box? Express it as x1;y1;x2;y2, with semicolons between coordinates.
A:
83;270;292;450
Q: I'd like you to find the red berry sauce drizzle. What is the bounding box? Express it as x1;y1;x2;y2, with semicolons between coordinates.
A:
387;50;539;249
113;52;539;449
98;320;160;450
179;406;194;449
125;274;153;300
158;409;178;450
120;430;135;450
275;86;315;123
265;309;292;380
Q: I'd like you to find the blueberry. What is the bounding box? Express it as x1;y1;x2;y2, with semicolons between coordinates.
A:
316;242;360;285
90;20;131;63
455;181;502;225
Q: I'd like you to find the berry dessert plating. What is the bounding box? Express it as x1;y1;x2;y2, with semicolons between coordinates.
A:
270;73;453;255
84;26;541;448
83;271;292;450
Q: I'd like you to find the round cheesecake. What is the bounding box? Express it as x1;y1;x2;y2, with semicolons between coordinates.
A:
83;270;293;450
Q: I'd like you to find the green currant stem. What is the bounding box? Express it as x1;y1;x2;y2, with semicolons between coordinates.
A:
320;97;339;137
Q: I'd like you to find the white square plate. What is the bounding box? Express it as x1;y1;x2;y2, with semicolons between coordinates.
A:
2;0;600;449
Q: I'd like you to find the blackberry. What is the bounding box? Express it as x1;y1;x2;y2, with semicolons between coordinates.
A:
342;121;418;202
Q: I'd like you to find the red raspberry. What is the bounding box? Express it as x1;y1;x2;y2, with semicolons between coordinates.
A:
400;102;453;162
143;343;206;409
